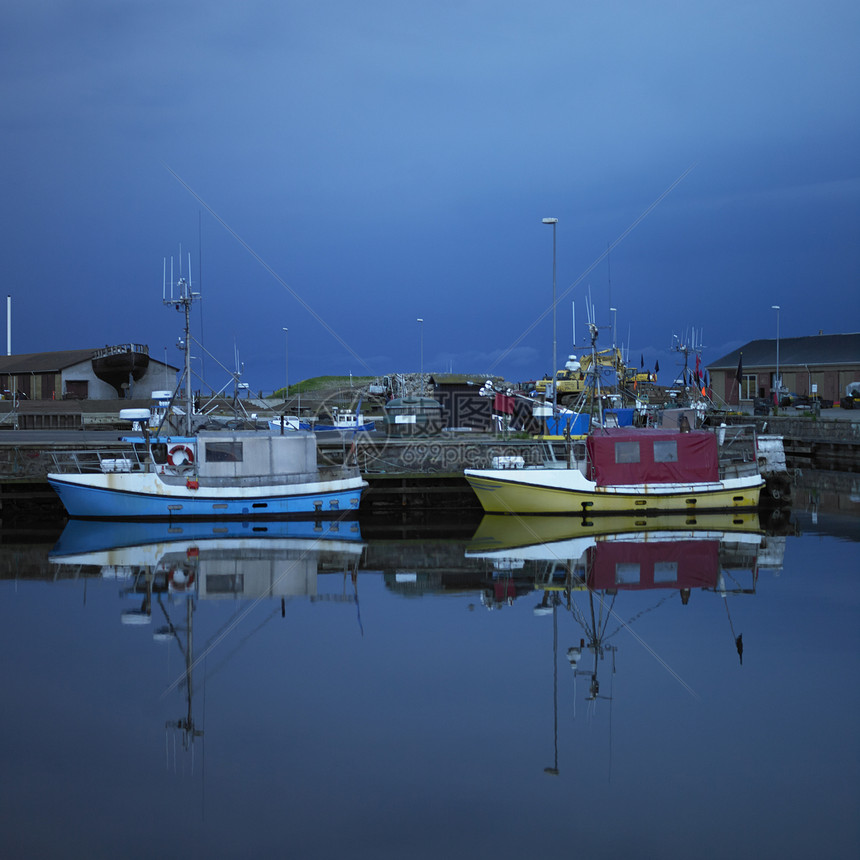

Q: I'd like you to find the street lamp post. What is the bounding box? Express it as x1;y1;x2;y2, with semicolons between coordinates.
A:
771;305;780;408
417;318;424;396
282;327;288;406
542;218;558;421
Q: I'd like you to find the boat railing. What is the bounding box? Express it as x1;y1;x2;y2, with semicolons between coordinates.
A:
49;447;149;474
714;423;759;478
92;343;149;359
539;439;589;471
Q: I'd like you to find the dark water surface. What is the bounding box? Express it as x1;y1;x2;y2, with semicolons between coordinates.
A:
1;508;858;860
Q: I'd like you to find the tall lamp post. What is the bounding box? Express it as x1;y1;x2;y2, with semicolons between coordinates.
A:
771;305;780;407
542;218;558;420
282;327;289;406
417;318;424;396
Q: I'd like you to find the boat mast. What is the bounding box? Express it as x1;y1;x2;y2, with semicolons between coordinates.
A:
164;252;197;436
588;321;601;426
672;328;706;398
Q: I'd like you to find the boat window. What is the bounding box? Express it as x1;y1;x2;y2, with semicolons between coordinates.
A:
614;441;640;464
205;441;243;462
654;561;678;583
653;440;678;463
206;574;245;594
615;563;640;585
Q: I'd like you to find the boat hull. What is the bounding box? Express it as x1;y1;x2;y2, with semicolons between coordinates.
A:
47;472;367;520
313;421;375;433
463;468;764;515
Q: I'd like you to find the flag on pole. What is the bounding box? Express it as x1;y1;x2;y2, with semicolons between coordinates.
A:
735;353;743;385
640;354;644;369
655;360;660;373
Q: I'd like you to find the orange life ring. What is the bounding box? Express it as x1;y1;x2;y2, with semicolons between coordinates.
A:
168;444;195;467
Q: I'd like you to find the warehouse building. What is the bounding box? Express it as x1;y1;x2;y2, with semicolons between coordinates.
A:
707;333;860;407
0;344;178;402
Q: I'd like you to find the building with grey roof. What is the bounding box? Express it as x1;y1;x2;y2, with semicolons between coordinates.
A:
0;344;178;402
707;332;860;406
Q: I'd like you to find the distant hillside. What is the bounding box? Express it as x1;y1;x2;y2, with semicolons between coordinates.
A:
273;376;375;399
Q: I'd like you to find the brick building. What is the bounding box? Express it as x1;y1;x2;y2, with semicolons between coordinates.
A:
708;332;860;406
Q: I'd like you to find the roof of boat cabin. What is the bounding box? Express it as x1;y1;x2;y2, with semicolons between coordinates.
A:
588;426;708;439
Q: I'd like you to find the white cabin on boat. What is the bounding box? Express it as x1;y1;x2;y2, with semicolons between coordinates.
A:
154;431;321;484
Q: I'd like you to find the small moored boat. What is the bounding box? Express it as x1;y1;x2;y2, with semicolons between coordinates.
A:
47;430;367;519
313;404;375;434
47;254;366;520
464;426;764;515
267;415;309;433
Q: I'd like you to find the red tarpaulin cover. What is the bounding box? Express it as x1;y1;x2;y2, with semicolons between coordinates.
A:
587;540;719;590
493;393;515;415
586;428;719;486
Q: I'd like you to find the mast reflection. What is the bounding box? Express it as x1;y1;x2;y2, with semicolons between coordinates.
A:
49;518;365;766
466;512;786;773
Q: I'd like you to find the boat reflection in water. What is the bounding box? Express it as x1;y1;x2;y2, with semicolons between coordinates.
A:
466;511;784;611
49;517;365;762
466;512;786;773
50;517;364;605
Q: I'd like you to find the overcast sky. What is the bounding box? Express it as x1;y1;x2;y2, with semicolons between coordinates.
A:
2;1;858;392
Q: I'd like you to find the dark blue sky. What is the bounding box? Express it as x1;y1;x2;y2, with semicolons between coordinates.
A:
2;1;858;392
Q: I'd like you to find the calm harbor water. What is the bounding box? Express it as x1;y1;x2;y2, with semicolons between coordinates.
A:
1;504;858;859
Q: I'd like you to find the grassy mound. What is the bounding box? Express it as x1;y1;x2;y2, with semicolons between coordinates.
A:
273;375;375;399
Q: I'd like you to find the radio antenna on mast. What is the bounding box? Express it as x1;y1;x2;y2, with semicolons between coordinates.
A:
164;250;199;436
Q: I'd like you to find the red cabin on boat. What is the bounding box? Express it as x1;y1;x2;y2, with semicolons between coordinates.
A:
586;428;719;486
